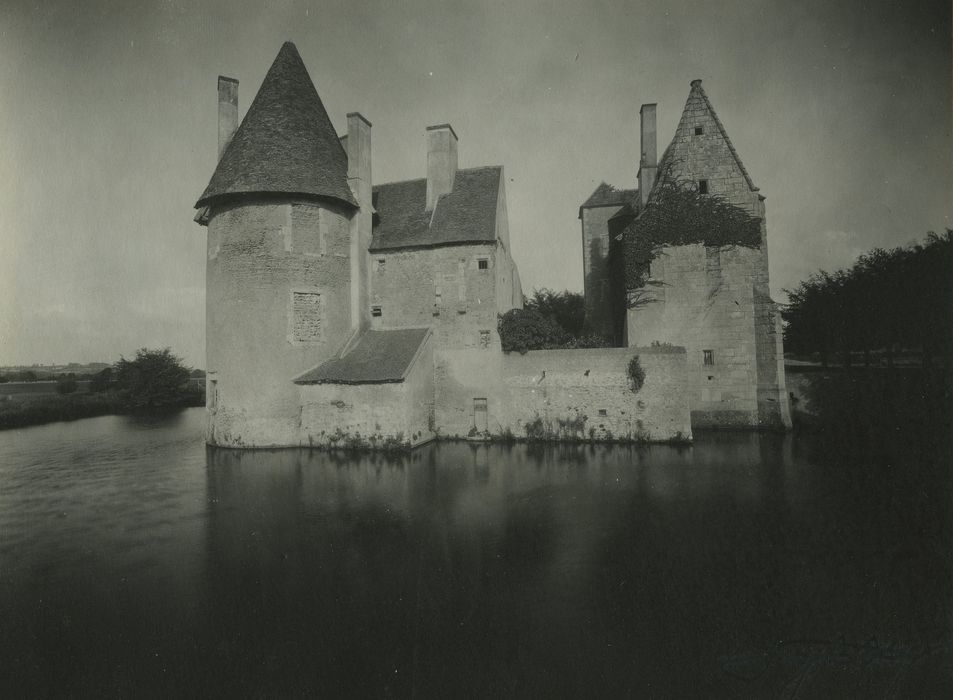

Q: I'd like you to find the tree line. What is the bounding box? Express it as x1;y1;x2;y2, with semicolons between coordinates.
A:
782;230;953;367
498;288;613;353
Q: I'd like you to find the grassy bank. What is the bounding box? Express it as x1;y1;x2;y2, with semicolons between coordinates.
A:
0;391;205;430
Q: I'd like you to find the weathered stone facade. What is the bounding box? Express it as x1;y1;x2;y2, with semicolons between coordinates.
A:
370;243;520;350
584;80;792;430
297;333;434;447
206;199;355;447
433;346;691;441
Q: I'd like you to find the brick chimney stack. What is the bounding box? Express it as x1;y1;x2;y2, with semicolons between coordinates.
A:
217;76;239;160
426;124;458;211
638;103;657;207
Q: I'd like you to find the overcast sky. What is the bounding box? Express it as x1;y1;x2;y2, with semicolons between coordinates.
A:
1;0;949;368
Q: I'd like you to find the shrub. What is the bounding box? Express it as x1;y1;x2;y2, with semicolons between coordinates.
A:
524;288;586;338
498;308;568;353
56;377;78;395
115;347;191;409
627;355;645;393
89;367;113;393
624;160;761;296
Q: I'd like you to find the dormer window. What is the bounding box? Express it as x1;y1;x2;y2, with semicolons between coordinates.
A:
698;179;709;195
695;126;704;135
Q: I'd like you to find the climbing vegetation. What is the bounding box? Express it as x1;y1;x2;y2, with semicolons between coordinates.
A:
624;161;762;299
627;355;645;393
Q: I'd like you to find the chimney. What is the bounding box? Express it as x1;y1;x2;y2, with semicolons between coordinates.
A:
638;103;657;207
346;112;372;332
426;124;458;211
217;76;239;160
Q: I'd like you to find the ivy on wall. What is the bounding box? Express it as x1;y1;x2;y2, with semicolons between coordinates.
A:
623;162;762;301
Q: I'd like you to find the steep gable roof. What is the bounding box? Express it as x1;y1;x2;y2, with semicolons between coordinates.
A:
370;166;501;251
294;328;430;384
580;182;638;210
195;42;357;210
654;79;758;196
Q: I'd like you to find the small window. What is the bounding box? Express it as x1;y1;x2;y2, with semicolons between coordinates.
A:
479;330;491;348
698;179;709;195
703;349;714;366
371;305;383;318
695;126;704;136
477;258;489;270
377;258;386;272
598;409;607;417
434;285;442;306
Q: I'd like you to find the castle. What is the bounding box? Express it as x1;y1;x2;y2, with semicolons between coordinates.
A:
195;43;788;449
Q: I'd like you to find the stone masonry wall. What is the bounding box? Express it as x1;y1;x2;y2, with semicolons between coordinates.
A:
370;243;511;350
627;244;761;427
297;334;435;448
434;346;691;441
206;199;353;447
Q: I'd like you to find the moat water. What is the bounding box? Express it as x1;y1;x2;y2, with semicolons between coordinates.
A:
1;385;951;697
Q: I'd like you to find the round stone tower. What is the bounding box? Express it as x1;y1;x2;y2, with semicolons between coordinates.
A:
194;43;372;447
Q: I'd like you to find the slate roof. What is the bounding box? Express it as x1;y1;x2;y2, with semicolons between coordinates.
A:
580;182;638;210
294;328;430;384
195;42;357;210
369;167;501;251
578;182;639;220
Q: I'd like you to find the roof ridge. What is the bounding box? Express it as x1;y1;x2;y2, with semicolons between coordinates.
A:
373;165;502;190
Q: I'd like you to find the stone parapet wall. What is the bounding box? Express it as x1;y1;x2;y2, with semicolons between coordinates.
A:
435;346;691;441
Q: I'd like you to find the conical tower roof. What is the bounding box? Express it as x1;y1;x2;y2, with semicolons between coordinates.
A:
195;42;357;209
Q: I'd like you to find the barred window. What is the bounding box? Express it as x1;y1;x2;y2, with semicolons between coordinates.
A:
703;349;715;366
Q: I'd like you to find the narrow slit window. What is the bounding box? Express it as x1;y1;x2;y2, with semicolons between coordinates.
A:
698;179;709;195
695;126;704;136
371;305;383;318
703;349;715;366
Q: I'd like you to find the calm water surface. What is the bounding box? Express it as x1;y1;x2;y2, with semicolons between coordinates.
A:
1;405;951;697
